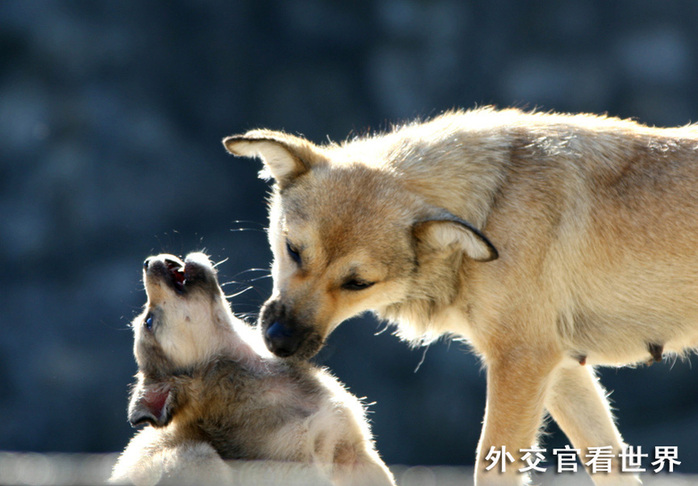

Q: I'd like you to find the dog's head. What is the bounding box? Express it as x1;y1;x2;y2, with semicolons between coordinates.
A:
224;131;498;359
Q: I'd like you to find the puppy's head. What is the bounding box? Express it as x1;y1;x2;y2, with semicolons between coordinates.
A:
132;252;235;375
224;131;498;359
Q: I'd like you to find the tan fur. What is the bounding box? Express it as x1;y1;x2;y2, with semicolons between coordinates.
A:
110;253;394;486
224;107;698;485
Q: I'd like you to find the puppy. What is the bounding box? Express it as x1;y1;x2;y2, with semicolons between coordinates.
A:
110;253;394;486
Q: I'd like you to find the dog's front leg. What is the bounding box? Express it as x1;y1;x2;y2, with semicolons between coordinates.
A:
475;348;560;486
545;364;642;485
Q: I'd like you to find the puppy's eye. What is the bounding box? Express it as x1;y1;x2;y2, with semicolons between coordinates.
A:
144;313;154;331
286;241;301;264
342;279;375;291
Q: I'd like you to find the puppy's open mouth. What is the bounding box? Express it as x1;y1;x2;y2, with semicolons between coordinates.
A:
165;259;186;293
145;253;214;296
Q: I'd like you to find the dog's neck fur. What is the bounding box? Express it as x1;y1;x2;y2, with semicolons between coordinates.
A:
377;257;473;344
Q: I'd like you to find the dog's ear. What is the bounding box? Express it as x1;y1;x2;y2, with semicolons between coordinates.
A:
222;130;324;187
127;378;175;428
413;213;498;262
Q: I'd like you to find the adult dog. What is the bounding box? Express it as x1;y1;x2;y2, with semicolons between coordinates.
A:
224;107;698;485
110;253;394;486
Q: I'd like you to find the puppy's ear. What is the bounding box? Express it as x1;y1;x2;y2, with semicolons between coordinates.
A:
222;130;324;187
127;378;175;428
414;212;498;262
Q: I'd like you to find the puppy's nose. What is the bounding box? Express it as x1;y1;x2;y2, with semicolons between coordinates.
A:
265;321;301;358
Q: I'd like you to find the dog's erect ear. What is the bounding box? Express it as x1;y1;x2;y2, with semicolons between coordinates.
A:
222;130;324;187
413;213;498;262
127;379;175;428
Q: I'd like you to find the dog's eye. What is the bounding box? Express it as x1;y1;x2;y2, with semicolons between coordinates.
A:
144;313;154;331
286;241;301;264
342;279;375;291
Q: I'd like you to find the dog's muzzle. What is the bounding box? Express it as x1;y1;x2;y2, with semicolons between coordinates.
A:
264;321;304;357
260;300;321;359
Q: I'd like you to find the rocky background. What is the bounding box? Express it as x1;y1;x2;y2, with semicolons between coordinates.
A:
2;0;698;474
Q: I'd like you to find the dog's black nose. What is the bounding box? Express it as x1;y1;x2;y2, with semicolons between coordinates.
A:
265;321;300;358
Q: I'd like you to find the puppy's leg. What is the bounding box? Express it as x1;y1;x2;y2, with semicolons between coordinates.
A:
110;427;162;485
545;364;641;485
475;349;560;486
110;428;233;486
333;452;396;486
159;441;234;485
230;460;334;486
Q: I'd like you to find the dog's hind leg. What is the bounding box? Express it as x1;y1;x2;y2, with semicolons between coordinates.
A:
545;364;641;485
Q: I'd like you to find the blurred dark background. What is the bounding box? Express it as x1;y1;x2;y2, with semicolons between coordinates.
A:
2;0;698;473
